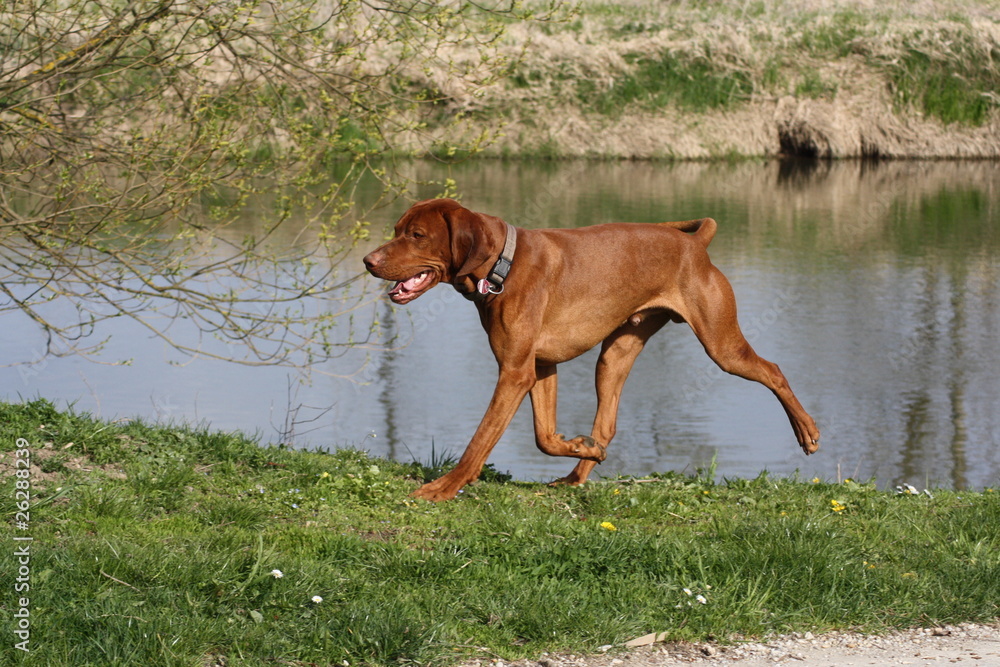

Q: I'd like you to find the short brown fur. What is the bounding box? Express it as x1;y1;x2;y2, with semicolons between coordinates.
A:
364;199;819;501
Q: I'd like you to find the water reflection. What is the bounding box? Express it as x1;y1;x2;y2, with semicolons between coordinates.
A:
2;160;998;489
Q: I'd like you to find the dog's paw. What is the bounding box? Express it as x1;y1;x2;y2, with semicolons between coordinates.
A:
569;435;607;462
548;475;586;487
794;419;820;455
411;481;461;502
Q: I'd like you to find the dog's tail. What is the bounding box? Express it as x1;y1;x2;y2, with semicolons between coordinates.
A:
659;217;717;248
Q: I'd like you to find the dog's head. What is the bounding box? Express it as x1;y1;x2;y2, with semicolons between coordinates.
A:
363;198;501;304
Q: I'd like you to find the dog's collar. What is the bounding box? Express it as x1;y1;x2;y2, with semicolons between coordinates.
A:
463;222;517;302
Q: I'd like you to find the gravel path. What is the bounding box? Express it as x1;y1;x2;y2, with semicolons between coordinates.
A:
461;623;1000;667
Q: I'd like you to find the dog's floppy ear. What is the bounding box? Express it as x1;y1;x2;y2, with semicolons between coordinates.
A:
444;203;498;292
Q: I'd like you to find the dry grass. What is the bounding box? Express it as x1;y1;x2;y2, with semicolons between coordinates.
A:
411;0;1000;159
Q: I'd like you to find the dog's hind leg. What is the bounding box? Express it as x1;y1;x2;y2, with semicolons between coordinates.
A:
683;267;820;454
550;311;671;486
530;364;607;462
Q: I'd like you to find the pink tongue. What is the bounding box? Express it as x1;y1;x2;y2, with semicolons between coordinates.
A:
390;271;427;295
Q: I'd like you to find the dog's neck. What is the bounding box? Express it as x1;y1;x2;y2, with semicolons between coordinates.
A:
459;222;517;302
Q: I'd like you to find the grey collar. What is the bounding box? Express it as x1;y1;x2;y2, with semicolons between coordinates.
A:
464;222;517;301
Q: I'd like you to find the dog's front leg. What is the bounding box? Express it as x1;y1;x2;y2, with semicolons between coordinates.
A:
412;363;536;502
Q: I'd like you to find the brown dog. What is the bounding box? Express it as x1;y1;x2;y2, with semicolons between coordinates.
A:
363;198;819;501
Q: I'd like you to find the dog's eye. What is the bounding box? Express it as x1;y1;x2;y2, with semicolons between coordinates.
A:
411;230;425;239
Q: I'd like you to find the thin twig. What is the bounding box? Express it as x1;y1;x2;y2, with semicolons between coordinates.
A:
100;569;141;592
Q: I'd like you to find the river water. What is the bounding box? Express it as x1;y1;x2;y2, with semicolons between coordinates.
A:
2;159;998;489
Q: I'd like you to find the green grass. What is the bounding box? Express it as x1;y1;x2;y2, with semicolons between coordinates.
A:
578;52;755;116
796;9;872;58
794;68;839;100
889;37;1000;126
2;399;999;665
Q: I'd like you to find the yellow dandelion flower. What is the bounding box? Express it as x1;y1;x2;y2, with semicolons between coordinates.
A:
600;521;617;531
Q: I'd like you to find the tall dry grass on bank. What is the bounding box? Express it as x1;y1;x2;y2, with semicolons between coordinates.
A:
431;0;1000;159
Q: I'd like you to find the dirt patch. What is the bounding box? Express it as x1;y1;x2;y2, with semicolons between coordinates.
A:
1;442;126;492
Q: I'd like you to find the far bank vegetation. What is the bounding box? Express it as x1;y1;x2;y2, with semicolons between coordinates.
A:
466;0;1000;159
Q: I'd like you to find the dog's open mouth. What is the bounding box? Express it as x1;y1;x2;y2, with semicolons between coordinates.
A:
387;270;434;304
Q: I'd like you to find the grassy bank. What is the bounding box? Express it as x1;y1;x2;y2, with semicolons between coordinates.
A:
2;399;999;666
431;0;1000;159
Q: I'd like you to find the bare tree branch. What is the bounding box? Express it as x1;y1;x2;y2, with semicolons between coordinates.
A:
1;0;568;369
